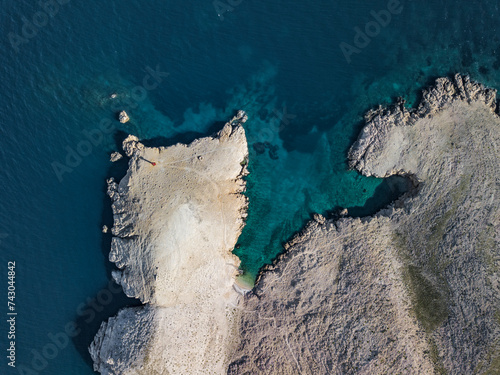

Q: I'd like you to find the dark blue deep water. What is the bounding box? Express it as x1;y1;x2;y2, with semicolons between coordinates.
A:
1;0;500;373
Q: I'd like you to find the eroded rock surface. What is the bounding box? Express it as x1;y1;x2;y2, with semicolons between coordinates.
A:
90;117;249;375
228;75;500;374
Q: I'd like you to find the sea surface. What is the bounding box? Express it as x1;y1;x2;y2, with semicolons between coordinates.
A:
1;0;500;373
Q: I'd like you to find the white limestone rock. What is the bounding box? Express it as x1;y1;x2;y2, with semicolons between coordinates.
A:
118;111;130;123
90;117;249;375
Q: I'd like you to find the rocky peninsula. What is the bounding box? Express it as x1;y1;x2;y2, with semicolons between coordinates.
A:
90;112;249;374
91;76;499;374
228;75;499;374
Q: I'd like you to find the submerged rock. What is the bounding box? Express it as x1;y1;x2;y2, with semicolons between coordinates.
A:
253;142;266;154
252;141;279;159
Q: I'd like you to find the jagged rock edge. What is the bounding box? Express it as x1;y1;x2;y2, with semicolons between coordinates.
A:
107;123;249;288
250;73;499;296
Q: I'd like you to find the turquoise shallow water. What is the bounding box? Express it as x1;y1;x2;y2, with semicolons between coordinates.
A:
1;0;500;373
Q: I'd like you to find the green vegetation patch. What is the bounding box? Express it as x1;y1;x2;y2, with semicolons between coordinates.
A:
402;264;448;333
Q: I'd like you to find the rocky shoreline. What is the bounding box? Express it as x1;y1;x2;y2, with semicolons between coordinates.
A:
90;112;250;375
90;76;499;374
228;75;499;374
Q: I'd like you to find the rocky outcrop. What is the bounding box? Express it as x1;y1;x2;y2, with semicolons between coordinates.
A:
118;111;130;123
348;74;497;176
109;152;123;162
228;75;500;374
90;113;250;375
